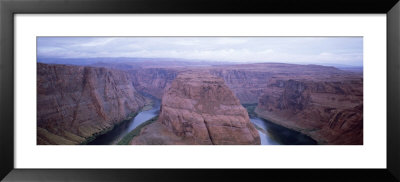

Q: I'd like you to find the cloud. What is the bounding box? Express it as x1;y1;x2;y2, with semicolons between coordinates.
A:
37;37;363;66
76;38;116;47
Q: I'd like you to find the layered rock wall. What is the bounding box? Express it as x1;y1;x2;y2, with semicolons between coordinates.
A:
37;63;146;144
129;68;178;99
127;63;352;105
255;77;363;144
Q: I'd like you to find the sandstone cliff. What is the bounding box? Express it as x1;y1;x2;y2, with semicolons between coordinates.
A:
255;76;363;144
37;63;146;145
131;71;261;145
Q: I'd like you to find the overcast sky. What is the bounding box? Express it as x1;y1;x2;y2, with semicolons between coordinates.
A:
37;37;363;66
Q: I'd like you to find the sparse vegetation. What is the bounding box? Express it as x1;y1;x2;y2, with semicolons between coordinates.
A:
117;116;159;145
79;112;139;145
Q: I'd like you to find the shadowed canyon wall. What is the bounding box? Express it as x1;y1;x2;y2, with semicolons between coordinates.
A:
255;76;363;144
37;63;146;144
129;68;179;99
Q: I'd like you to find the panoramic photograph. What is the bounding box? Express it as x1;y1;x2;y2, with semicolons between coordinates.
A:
36;37;363;145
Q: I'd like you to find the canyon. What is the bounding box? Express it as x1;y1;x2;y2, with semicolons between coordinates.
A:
125;62;363;145
37;60;363;145
131;71;261;145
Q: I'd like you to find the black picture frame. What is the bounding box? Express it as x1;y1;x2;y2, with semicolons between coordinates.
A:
1;0;399;181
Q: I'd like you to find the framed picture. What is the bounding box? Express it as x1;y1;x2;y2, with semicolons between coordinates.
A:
1;0;399;181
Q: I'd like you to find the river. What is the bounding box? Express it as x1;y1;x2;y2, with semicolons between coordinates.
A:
250;117;317;145
87;101;160;145
88;100;316;145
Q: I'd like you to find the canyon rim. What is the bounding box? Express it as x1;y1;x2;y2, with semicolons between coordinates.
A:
37;37;363;145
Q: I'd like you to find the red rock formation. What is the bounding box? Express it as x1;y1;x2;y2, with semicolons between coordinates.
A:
131;71;261;145
255;77;363;144
37;63;146;144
